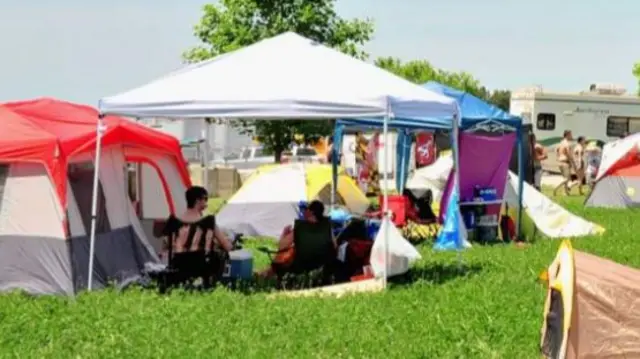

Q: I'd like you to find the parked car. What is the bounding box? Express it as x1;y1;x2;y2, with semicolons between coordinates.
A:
219;146;273;171
282;146;322;163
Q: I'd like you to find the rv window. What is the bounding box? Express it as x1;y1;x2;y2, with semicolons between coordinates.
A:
606;117;629;137
628;118;640;134
0;165;7;214
536;113;556;131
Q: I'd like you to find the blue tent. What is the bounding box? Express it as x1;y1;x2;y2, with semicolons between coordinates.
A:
331;81;525;240
333;81;523;192
422;81;520;130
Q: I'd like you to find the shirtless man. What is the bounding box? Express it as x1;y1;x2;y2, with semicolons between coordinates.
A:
573;136;586;195
553;130;576;196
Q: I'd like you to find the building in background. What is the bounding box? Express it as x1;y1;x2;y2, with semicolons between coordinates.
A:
141;118;253;163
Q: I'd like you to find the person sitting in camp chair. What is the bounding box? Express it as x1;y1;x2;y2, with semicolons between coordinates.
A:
258;200;336;282
160;186;234;289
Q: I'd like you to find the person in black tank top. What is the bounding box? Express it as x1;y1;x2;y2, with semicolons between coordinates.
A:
162;186;233;284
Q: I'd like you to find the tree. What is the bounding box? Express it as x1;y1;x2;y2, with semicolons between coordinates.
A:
487;89;511;112
375;57;511;111
374;57;488;99
633;62;640;95
184;0;374;162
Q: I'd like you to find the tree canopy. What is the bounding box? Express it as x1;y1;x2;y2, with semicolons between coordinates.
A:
375;57;511;111
183;0;374;161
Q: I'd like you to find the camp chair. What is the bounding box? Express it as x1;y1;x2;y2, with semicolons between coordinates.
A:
259;219;336;288
149;219;228;293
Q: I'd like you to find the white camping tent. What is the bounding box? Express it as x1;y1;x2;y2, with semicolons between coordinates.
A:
97;32;459;285
217;163;369;238
405;154;453;202
405;156;603;239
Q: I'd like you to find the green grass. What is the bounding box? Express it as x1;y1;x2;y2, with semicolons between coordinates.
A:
1;194;637;358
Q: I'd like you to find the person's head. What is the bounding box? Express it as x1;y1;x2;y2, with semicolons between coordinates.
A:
563;130;573;140
577;136;586;145
185;186;208;212
304;200;325;222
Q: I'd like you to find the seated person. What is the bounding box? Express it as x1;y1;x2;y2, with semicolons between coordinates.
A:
403;189;420;222
258;200;330;278
162;186;233;276
403;189;436;224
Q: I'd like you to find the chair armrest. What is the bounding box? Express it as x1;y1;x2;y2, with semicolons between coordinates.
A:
258;246;292;254
258;246;283;254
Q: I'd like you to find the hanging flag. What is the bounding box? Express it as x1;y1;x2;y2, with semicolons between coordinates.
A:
415;132;436;168
434;179;471;251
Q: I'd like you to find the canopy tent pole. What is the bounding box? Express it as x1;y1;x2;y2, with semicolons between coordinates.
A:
381;101;391;289
202;118;211;192
87;114;106;291
396;130;411;192
516;126;524;239
330;124;342;209
452;111;463;264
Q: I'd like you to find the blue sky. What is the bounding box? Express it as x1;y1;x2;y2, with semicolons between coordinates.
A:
1;0;639;105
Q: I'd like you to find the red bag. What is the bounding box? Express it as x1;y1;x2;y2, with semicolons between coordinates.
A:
500;215;516;241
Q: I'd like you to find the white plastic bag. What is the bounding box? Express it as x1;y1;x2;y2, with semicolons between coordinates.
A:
370;217;422;278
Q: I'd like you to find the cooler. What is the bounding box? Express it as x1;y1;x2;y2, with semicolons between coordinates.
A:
379;194;406;226
223;249;253;280
476;215;499;243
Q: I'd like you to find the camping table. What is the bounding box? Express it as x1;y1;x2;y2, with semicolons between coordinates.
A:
458;200;504;243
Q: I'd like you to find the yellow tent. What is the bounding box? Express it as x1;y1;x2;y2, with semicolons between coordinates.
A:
540;240;640;358
216;163;369;238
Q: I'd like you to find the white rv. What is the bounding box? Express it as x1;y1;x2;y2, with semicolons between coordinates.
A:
510;84;640;148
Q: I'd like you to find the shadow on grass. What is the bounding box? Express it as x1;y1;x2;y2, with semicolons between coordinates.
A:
390;262;485;287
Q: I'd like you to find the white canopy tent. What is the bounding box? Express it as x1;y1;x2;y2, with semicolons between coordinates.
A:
93;31;459;290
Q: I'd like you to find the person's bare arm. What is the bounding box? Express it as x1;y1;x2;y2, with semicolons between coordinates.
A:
214;227;234;252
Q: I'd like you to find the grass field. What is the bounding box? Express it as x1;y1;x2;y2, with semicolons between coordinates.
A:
1;193;637;358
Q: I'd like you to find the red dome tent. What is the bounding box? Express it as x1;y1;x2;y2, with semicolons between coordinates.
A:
585;133;640;208
0;98;191;295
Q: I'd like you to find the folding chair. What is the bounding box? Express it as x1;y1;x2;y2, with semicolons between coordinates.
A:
260;219;336;288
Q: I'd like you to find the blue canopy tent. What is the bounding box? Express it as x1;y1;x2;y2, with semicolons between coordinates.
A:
331;81;525;238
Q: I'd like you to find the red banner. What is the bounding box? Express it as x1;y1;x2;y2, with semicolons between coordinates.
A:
415;132;436;168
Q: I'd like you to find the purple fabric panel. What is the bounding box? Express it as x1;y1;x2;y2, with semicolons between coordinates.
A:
438;132;517;222
459;132;516;201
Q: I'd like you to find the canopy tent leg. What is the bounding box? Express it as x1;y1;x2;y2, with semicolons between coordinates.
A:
516;126;524;240
87;115;106;291
202;118;211;193
452;112;463;266
381;103;391;289
330;131;338;209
